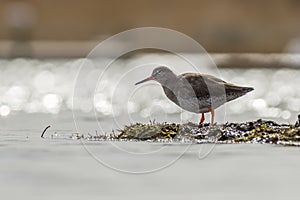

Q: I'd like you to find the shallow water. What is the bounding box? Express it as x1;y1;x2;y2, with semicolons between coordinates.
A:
2;134;300;199
0;55;300;199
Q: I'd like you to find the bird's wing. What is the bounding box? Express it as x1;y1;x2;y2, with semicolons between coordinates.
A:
178;73;227;83
199;74;227;84
176;73;253;103
177;73;227;99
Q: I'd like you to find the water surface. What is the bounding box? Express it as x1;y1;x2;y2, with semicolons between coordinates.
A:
0;56;299;199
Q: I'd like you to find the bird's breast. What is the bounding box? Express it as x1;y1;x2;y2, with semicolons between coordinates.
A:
162;84;226;113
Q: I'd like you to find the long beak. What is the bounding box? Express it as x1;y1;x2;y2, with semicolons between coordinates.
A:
135;76;154;85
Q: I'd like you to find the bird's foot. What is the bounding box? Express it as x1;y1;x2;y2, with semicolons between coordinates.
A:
198;123;210;128
198;123;203;128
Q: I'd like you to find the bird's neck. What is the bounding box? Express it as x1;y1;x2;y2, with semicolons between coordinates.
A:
159;76;178;90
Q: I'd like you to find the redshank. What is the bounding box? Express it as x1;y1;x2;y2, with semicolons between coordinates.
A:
135;66;254;124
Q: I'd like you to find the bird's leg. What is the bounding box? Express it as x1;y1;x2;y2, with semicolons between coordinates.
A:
208;106;215;125
198;113;205;128
200;113;205;124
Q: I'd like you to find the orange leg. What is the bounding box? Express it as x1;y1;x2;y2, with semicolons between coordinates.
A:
208;106;215;125
200;113;205;124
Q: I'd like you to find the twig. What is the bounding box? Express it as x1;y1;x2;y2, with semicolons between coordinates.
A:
41;125;51;138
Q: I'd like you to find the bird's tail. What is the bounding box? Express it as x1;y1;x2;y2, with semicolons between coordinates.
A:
242;87;254;93
225;85;254;102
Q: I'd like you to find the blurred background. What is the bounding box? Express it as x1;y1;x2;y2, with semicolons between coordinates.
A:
0;0;299;122
1;0;300;57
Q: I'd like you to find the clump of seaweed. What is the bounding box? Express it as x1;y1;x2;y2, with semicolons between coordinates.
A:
111;118;300;145
223;119;300;145
117;122;179;141
42;115;300;146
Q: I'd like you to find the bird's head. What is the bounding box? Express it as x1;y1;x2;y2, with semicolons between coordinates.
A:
135;66;177;86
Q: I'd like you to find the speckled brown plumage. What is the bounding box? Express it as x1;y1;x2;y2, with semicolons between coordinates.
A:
135;66;254;124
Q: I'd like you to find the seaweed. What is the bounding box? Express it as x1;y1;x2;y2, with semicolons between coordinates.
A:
110;118;300;145
43;115;300;146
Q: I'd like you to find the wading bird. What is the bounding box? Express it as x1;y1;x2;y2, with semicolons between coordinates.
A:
135;66;253;125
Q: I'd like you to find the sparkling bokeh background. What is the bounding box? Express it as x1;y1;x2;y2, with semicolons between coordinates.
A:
0;55;299;124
